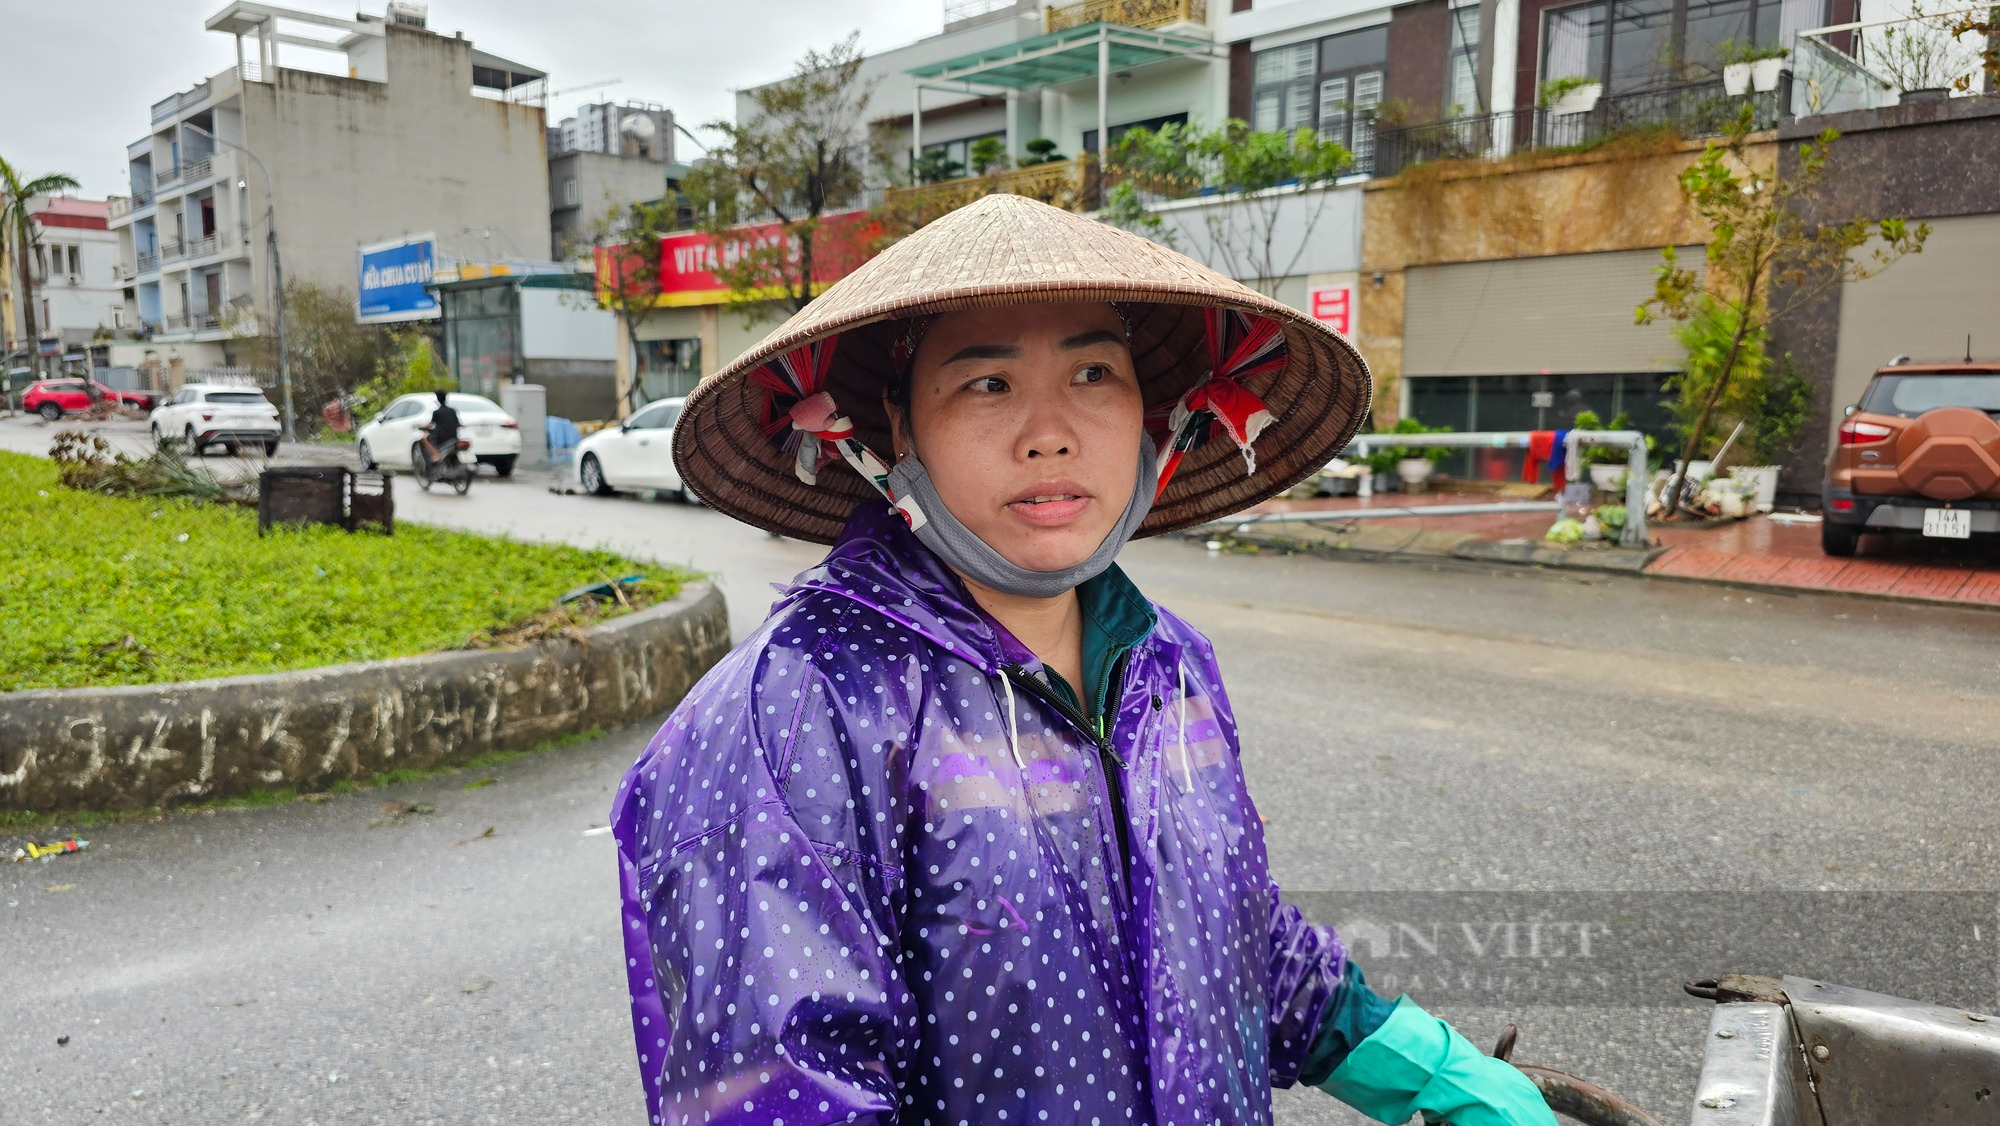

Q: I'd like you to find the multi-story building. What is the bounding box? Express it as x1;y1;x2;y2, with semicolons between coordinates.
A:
546;101;686;260
4;197;130;374
107;1;552;373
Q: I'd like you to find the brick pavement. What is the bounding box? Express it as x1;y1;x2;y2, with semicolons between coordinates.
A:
1245;488;2000;609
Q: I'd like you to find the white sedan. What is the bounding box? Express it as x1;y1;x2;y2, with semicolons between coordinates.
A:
355;393;523;477
574;397;699;503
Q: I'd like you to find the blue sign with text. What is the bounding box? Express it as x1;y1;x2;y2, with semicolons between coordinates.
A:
356;237;438;324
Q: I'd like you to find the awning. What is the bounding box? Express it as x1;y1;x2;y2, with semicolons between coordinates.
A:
906;21;1215;91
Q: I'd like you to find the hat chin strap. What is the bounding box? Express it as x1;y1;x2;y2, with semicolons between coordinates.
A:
884;441;1157;600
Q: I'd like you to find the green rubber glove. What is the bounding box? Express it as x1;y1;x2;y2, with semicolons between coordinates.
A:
1318;996;1555;1126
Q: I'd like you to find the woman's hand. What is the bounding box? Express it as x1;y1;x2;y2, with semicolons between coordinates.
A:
1318;997;1557;1126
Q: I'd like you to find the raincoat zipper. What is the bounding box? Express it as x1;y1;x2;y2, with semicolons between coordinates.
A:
1001;659;1135;893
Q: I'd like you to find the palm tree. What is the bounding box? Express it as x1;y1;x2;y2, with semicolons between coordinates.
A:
0;157;84;376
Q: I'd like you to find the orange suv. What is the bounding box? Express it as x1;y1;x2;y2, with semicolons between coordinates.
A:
1822;360;2000;556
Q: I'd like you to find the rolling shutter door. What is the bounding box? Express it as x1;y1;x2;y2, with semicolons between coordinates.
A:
1403;249;1694;376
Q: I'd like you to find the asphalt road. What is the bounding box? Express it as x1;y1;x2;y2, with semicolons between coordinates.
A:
5;415;1999;1125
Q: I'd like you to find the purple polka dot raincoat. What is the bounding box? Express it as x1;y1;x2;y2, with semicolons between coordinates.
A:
612;503;1351;1124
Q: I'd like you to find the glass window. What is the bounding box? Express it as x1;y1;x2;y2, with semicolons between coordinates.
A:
627;401;672;429
1447;4;1483;115
639;338;701;400
204;391;268;404
1252;42;1316;132
1862;374;2000;416
1543;2;1608;82
1253;89;1283;132
1322;25;1389;72
1255;43;1315;84
448;394;507;415
1350;72;1384;168
1610;0;1675;90
1684;0;1753;71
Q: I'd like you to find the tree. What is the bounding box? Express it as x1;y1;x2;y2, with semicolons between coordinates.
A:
590;197;681;415
0;157;83;378
1102;120;1353;296
679;34;877;318
1639;108;1928;518
236;280;390;431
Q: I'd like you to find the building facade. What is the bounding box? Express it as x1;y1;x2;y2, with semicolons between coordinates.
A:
4;197;130;374
107;1;552;376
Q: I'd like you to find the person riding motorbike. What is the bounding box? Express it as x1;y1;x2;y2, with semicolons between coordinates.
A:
610;195;1554;1126
419;389;462;477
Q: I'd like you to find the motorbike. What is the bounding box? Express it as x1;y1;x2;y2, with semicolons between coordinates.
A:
416;437;474;495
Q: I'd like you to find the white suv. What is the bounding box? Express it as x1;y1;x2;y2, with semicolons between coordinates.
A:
150;383;282;456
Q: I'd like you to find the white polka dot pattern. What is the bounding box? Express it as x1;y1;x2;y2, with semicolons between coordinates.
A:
610;504;1349;1125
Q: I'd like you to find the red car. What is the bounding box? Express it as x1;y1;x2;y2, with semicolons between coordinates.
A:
20;379;158;421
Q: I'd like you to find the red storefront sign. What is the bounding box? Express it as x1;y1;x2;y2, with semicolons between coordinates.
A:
1309;285;1353;335
596;211;881;308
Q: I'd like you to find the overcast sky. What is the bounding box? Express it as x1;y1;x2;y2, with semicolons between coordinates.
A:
6;0;945;200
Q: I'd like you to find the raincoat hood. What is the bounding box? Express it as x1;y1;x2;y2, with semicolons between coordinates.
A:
613;502;1350;1125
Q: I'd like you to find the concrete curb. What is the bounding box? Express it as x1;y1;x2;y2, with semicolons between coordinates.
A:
0;582;729;813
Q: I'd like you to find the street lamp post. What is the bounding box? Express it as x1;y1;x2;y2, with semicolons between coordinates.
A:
183;123;294;441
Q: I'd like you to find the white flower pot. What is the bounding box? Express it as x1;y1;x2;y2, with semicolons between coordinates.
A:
1729;465;1781;513
1724;62;1753;96
1588;463;1626;493
1395;458;1435;485
1751;56;1786;93
1552;82;1602;115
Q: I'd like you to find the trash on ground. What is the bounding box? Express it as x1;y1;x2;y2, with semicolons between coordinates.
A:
12;838;88;862
369;801;436;828
45;883;78;893
559;573;646;605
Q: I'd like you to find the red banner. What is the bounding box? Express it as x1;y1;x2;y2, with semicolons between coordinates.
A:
596;211;881;308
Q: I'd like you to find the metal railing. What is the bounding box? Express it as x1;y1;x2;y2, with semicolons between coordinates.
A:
181;156;213;183
155;165;181;188
1046;0;1206;32
159;241;185;262
151;94;180;123
1372;80;1783;177
884;156;1096;214
129;187;154;208
185;233;219;258
1791;10;1989;117
136;251;159;272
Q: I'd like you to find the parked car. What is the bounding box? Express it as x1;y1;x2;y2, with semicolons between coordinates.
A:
149;383;282;456
574;397;699;503
1822;360;2000;555
21;378;159;420
355;392;522;477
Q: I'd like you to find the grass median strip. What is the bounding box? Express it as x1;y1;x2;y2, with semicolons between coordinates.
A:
0;451;690;691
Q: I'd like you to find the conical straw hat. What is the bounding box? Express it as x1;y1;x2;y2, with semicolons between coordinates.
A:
672;192;1371;543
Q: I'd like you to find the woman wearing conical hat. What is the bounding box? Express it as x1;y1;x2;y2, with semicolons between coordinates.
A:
610;194;1552;1126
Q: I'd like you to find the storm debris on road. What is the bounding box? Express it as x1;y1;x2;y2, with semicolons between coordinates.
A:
11;838;88;862
369;801;436;828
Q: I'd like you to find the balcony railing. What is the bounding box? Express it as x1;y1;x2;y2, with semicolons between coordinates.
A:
160;241;185;263
186;233;220;258
1371;80;1782;178
884;156;1097;215
155;166;180;188
1045;0;1206;32
182;157;213;183
151;94;180;123
136;251;159;273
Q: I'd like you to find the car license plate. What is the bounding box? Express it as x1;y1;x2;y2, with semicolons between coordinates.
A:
1922;508;1971;538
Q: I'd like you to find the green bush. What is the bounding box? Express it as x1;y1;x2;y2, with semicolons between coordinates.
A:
0;451;687;691
1365;416;1456;473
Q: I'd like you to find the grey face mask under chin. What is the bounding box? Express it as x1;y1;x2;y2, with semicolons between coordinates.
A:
885;441;1158;600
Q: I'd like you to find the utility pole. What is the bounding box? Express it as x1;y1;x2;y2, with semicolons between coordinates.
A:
184;123;294;440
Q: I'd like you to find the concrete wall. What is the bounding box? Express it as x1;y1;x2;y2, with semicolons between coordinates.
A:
241;25;551;304
1142;182;1364;282
520;288;615;361
0;583;727;813
548;150;675;259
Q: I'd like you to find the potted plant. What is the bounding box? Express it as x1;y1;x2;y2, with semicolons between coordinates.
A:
1370;417;1455;492
1536;75;1602;115
1721;41;1789;95
1572;409;1654;493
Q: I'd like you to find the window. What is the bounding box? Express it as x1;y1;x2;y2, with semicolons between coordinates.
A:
1254;29;1386;157
628;400;682;429
205;391;269;405
563;179;579;206
639;338;701;400
1082;113;1190;155
918;131;1005;176
1541;0;1822;93
1447;4;1483;115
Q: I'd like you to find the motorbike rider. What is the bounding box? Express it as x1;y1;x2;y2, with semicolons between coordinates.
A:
420;389;460;474
610;195;1555;1126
